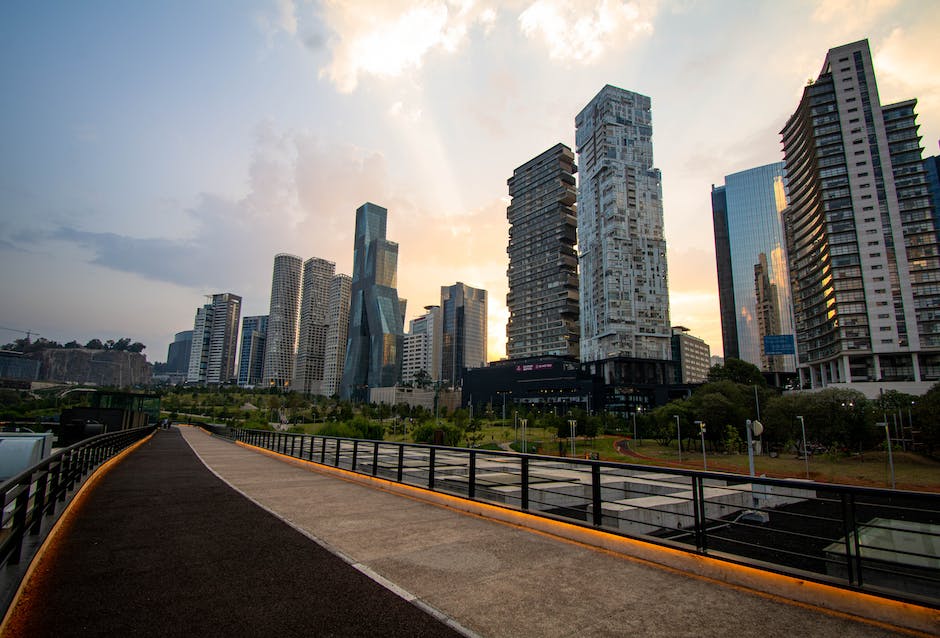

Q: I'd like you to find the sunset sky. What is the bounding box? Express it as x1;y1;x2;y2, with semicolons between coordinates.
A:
2;1;939;363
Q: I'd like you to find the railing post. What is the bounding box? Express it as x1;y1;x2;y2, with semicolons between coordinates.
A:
308;435;315;461
591;463;602;526
334;439;342;467
428;447;436;490
692;475;708;553
9;478;31;564
320;437;326;464
521;456;529;511
352;440;359;472
30;470;48;536
468;450;476;499
840;492;858;586
397;445;404;483
372;441;379;477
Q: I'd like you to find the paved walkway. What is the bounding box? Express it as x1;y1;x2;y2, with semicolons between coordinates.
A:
3;427;929;637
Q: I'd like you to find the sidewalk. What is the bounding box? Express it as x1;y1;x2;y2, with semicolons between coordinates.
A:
179;427;917;638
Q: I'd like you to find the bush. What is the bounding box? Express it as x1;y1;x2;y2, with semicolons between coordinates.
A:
410;422;462;446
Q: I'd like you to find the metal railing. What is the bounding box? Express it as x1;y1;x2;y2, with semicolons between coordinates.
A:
0;426;156;570
224;427;940;607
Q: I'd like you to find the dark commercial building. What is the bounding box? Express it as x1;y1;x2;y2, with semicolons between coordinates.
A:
165;330;193;375
441;282;487;387
237;316;267;387
506;143;579;359
340;203;405;400
926;152;940;242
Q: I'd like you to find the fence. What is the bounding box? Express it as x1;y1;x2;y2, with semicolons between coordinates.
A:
224;427;940;607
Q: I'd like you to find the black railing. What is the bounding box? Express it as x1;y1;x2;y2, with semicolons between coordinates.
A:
0;426;156;570
223;427;940;607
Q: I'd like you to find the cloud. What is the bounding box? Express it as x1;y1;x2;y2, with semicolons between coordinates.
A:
317;1;497;93
811;0;899;30
518;0;656;63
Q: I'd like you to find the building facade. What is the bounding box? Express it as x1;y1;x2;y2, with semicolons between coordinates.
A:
671;326;711;384
293;257;336;395
506;143;579;359
261;253;303;390
441;282;487;387
402;305;442;384
711;163;796;374
165;330;193;375
781;39;940;392
323;273;352;397
186;293;241;385
925;152;940;241
575;85;671;362
237;315;268;387
340;203;405;400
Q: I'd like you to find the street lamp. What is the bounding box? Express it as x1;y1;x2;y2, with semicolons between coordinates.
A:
878;421;896;489
674;415;682;462
520;418;528;453
797;415;809;479
745;419;763;478
568;419;577;456
695;421;706;470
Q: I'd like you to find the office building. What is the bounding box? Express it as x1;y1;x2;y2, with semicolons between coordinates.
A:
237;316;268;387
261;253;303;389
293;257;336;395
340;203;405;400
506;143;579;359
441;282;487;386
575;85;671;363
323;274;351;397
671;326;711;384
781;39;940;392
402;305;442;384
711;163;796;374
165;330;193;375
186;293;241;385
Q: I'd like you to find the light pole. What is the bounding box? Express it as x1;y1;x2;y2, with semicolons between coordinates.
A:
797;415;809;479
674;415;682;462
632;410;637;449
514;410;518;445
568;419;577;456
695;421;706;470
521;418;528;453
879;421;896;489
745;419;763;478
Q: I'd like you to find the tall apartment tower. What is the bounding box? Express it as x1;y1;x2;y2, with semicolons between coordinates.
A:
340;203;405;400
441;282;487;387
781;39;940;389
402;305;442;384
575;85;671;362
293;257;336;394
323;273;352;397
506;144;579;359
711;163;796;374
261;253;303;389
237;315;268;387
186;293;242;384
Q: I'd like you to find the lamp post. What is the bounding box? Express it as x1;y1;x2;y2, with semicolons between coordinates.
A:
745;419;763;478
514;410;518;445
797;415;809;479
568;419;577;456
674;415;682;462
695;421;706;470
879;421;896;489
521;418;528;453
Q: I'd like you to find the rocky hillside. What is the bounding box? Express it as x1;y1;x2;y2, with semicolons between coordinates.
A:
32;348;152;386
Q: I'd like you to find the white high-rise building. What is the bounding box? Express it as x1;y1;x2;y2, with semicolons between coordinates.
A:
402;305;442;384
293;257;336;395
262;253;303;389
323;273;352;397
575;85;671;363
187;292;241;385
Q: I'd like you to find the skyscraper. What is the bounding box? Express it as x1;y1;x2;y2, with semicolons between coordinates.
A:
340;203;405;400
506;143;579;360
575;85;671;363
925;151;940;240
186;293;241;385
237;315;268;387
323;273;352;398
402;305;442;384
293;257;336;395
165;330;193;375
441;282;487;387
671;326;711;384
262;253;302;389
781;39;940;390
711;163;796;374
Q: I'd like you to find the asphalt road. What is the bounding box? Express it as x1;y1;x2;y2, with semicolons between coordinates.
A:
2;429;465;637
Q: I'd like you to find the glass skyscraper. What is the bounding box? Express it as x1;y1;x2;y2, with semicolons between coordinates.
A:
340;203;405;400
711;163;796;374
238;315;267;387
441;282;487;387
262;253;302;389
575;85;671;362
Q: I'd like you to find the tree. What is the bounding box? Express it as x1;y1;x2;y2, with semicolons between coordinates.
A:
85;339;104;350
707;358;766;387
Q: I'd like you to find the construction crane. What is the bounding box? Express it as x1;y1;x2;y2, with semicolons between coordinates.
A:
0;326;40;343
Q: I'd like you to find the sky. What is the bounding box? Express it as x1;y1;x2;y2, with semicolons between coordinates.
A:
2;0;939;364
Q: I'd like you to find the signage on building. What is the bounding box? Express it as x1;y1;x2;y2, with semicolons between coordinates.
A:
764;335;796;355
514;362;555;373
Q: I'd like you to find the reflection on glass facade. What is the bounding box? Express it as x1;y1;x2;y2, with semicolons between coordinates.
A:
441;282;487;386
340;203;405;400
238;316;267;387
712;162;795;373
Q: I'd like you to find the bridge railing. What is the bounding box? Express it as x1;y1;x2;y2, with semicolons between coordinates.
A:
0;426;156;570
223;427;940;608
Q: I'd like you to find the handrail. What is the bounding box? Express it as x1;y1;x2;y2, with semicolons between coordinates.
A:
221;426;940;608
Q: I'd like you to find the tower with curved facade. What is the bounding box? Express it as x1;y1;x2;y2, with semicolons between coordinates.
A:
339;203;405;400
261;253;302;389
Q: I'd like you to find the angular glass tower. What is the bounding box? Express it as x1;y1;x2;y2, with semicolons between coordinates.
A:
339;203;405;400
781;39;940;388
711;163;796;373
262;253;303;389
506;143;579;359
441;282;487;387
575;85;671;362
